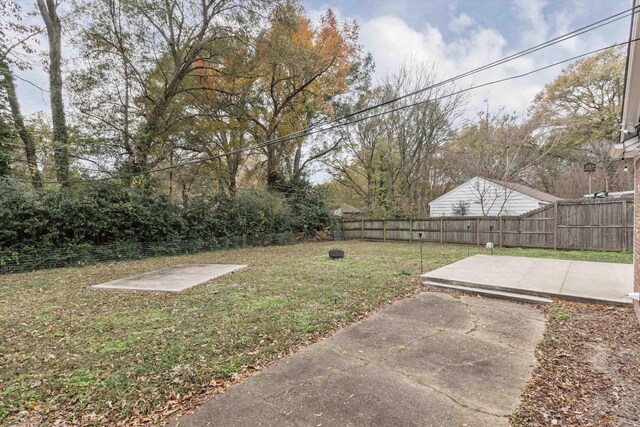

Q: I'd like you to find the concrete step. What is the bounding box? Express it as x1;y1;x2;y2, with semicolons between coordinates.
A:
421;275;547;298
423;281;553;305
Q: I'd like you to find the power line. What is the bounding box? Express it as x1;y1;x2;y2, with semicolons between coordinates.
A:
309;39;640;137
3;7;638;185
238;4;640;146
3;38;636;185
310;5;639;130
0;141;115;173
15;37;635;184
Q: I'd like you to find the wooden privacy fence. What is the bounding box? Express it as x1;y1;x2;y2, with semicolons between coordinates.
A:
342;199;634;252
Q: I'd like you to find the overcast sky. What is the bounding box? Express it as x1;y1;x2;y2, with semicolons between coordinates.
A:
301;0;632;117
14;0;634;119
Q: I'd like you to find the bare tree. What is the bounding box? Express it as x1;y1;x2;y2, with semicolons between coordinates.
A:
449;109;561;214
324;88;387;208
380;62;463;215
325;61;465;216
467;178;515;216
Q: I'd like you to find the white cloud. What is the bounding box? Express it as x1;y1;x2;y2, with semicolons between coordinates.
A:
16;1;631;122
357;14;542;114
359;16;454;77
449;13;474;33
515;0;550;45
306;0;632;119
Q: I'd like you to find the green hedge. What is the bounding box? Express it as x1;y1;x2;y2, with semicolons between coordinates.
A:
0;233;295;274
0;180;334;252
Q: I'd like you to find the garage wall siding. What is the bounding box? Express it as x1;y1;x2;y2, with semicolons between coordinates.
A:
429;177;545;217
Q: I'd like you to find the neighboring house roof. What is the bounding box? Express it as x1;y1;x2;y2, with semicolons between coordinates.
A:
584;190;634;199
484;177;562;203
429;176;561;206
338;204;364;214
333;204;367;216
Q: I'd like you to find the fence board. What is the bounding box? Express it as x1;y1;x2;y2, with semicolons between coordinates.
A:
342;199;634;252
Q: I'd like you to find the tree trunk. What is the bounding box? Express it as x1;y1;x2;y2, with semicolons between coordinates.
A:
0;116;12;176
182;182;189;207
38;0;69;186
0;56;43;190
293;143;302;180
365;173;373;208
227;153;239;191
266;143;279;186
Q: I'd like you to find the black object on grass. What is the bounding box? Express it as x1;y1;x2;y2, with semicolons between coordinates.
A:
329;248;345;259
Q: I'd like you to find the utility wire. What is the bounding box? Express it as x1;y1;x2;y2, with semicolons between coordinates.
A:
306;5;639;131
7;36;637;186
0;141;116;173
307;38;640;137
3;7;639;185
235;4;640;146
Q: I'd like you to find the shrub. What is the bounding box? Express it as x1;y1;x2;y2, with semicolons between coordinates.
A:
272;178;335;236
183;191;293;239
0;179;332;251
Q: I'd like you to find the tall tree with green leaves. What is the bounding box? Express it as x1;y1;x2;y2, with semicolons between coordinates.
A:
0;0;43;189
38;0;70;186
197;5;362;186
71;0;249;184
529;46;624;146
527;46;628;195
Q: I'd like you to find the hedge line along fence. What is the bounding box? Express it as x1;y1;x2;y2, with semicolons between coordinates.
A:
0;233;294;275
342;199;634;252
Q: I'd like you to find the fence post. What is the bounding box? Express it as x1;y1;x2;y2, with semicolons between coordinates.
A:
383;219;387;242
553;202;558;250
623;199;628;252
499;217;503;247
476;218;480;246
361;219;364;241
440;218;444;244
409;219;413;243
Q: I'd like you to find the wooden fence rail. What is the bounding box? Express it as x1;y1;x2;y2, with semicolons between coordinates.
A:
342;199;634;252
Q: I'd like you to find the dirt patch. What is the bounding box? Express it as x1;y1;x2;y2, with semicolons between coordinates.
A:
515;301;640;426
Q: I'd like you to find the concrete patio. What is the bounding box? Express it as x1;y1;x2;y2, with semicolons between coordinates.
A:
168;292;545;426
91;264;247;292
422;255;633;305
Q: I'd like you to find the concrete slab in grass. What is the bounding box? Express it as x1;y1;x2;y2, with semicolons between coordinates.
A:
91;264;247;292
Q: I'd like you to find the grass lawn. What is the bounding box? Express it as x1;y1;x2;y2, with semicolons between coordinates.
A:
0;241;632;426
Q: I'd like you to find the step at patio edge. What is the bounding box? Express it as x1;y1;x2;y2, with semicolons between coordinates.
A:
421;276;548;298
423;281;553;305
421;276;632;306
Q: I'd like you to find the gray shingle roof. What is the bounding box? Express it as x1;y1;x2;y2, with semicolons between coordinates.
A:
485;178;562;203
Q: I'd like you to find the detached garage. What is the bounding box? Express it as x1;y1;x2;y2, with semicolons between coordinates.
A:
429;176;561;217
